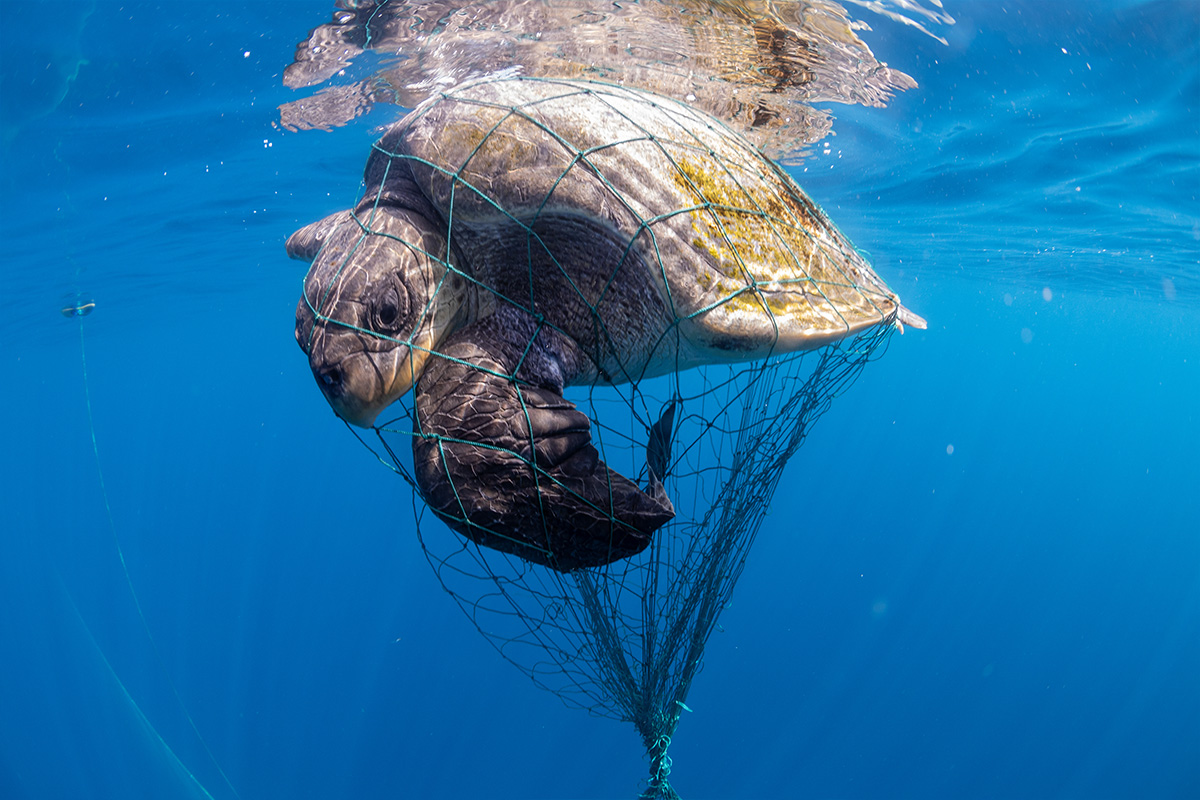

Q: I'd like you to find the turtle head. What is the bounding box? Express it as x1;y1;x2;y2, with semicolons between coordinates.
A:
289;207;464;427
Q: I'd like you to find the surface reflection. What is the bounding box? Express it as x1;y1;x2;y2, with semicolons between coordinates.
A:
279;0;952;161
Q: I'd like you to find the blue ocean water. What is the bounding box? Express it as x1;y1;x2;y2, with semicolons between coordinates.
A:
1;1;1197;798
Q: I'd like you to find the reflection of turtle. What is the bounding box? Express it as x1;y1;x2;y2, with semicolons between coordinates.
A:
291;77;924;572
280;0;926;159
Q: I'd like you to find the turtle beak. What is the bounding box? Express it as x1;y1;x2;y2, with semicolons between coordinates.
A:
314;354;394;428
302;320;433;428
307;337;419;429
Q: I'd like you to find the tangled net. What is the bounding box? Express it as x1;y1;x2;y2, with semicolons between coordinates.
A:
395;328;888;799
298;77;906;797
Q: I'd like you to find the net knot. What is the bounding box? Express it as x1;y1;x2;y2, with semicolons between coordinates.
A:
649;734;673;777
640;734;680;800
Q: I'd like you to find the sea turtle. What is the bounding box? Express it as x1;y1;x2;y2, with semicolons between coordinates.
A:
290;76;924;572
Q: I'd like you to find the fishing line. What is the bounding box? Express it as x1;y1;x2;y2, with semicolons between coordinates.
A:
46;38;239;796
58;572;217;800
76;314;242;800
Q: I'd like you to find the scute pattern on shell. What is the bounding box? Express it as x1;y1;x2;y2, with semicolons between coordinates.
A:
369;76;915;381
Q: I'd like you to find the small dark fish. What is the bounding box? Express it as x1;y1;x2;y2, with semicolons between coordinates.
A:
61;301;96;318
646;401;678;483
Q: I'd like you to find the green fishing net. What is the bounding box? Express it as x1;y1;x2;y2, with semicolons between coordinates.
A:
294;77;908;797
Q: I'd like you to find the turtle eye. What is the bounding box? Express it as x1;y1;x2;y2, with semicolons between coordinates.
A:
370;277;409;334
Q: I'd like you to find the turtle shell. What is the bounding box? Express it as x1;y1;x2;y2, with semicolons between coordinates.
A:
362;76;922;383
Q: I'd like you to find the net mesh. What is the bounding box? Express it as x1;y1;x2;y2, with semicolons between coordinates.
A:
296;77;902;797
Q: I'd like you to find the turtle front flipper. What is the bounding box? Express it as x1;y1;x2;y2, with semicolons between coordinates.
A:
413;315;674;572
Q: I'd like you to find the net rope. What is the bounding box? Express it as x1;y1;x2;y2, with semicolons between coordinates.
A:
301;77;898;797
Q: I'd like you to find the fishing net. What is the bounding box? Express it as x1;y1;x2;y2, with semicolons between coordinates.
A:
295;77;906;797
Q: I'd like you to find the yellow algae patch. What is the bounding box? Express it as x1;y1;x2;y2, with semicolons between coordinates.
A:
663;150;897;344
672;153;752;209
670;154;825;300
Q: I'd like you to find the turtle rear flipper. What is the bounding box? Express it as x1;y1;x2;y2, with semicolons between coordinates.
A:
413;316;674;572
